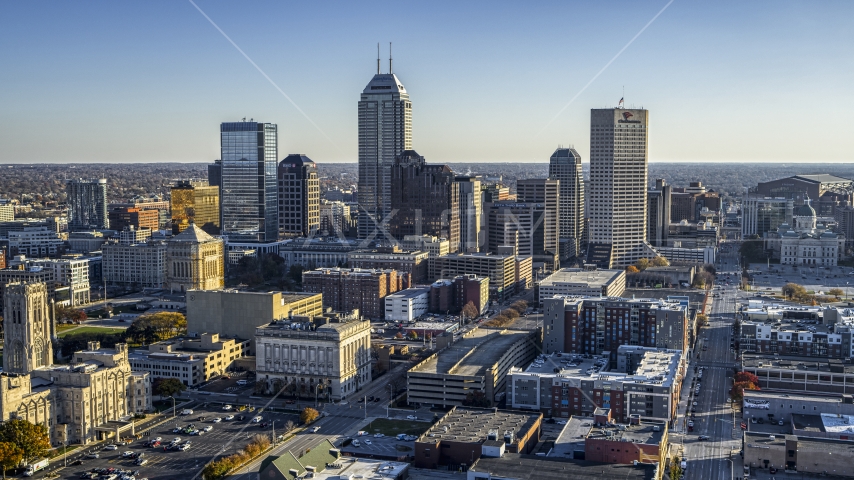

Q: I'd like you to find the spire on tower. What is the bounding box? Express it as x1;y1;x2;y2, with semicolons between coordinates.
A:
389;42;393;74
377;43;380;75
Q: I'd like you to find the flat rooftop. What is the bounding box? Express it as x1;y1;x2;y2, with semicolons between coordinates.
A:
742;354;854;374
586;422;666;445
539;268;623;288
411;328;534;378
524;353;608;376
419;407;541;443
552;416;592;457
313;458;408;480
470;453;656;480
518;349;680;388
792;413;854;434
386;287;430;299
744;390;847;405
745;432;854;457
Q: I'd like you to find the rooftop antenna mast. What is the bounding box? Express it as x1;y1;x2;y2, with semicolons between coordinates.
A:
389;42;393;74
377;43;380;74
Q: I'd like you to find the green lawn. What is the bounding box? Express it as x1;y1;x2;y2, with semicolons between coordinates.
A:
362;418;430;437
58;326;125;338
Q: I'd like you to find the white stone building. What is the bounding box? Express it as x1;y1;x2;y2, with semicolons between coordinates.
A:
765;198;844;266
384;287;430;322
102;240;167;288
255;316;371;401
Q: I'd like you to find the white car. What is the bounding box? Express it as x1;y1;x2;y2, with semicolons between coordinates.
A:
225;415;235;421
406;415;418;420
181;409;193;416
122;451;135;458
364;439;372;445
154;437;162;442
173;437;182;443
312;426;321;433
252;416;263;423
104;444;118;451
212;417;222;423
223;405;233;411
557;420;567;425
203;426;213;432
374;433;384;437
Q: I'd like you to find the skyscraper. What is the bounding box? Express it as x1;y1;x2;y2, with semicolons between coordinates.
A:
219;121;278;243
389;150;460;252
456;176;483;252
647;179;671;248
517;178;560;268
586;108;650;268
171;180;220;236
548;147;585;259
66;178;108;231
277;154;320;238
357;57;412;239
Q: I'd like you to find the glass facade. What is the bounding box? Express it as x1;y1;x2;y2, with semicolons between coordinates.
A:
220;122;278;243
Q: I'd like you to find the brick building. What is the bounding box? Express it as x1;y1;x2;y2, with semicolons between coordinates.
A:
108;207;160;232
542;296;689;356
428;274;489;315
302;267;409;320
414;407;542;470
583;410;667;465
347;246;429;284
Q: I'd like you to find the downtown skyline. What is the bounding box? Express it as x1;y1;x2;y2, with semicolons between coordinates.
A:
1;1;853;164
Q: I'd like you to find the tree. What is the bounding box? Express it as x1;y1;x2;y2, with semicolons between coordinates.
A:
152;377;186;398
124;311;187;344
0;442;23;479
394;332;403;340
636;258;651;271
300;407;319;424
696;314;709;327
651;256;670;267
462;391;490;408
509;300;528;314
202;460;231;480
461;301;479;321
731;381;760;402
0;419;50;465
782;283;808;301
828;288;844;298
626;265;640;274
407;331;418;340
55;305;87;324
734;371;760;385
669;456;683;480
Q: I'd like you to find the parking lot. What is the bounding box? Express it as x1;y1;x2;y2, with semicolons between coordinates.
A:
339;434;415;458
50;405;298;480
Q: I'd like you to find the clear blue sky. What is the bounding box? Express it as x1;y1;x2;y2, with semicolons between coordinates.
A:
1;1;852;164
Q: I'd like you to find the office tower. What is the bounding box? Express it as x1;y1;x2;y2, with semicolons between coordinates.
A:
742;196;793;237
517;178;560;265
320;200;351;237
357;58;412;239
208;159;222;187
456;176;483;252
548;147;585;258
66;179;108;231
171;180;220;235
219;121;278;243
647;179;671;247
2;282;52;374
277;154;320;238
586;108;650;268
166;224;225;292
388;150;460;253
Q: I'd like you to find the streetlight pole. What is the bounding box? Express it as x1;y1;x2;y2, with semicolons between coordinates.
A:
387;384;393;419
271;420;275;444
170;396;176;418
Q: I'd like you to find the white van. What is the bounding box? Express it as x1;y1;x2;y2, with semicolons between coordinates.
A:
181;409;194;415
352;439;361;447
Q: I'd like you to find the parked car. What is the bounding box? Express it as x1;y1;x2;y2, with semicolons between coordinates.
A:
312;427;321;433
406;415;417;420
225;415;235;421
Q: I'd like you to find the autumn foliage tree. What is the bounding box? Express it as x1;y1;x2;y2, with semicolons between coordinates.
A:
460;301;479;321
626;266;640;274
124;311;187;344
0;419;50;465
731;371;761;401
0;442;23;479
300;407;319;424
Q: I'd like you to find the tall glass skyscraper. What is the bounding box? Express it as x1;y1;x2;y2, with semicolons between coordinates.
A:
357;66;412;239
219;121;278;243
548;147;585;259
66;178;108;231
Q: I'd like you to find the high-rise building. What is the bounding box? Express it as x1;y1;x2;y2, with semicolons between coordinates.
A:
319;200;351;237
586;108;650;268
548;147;585;258
166;224;225;292
170;180;220;236
219;121;278;243
517;178;560;265
389;150;461;252
66;179;108;231
277;154;320;238
357;61;412;239
647;179;671;247
742;196;793;237
302;267;410;320
456;176;483;252
207;159;222;187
